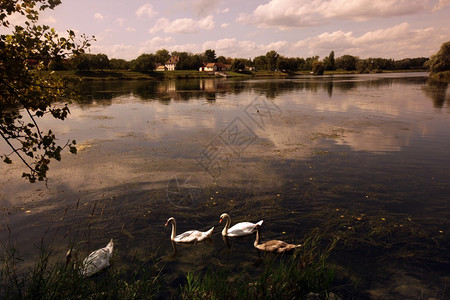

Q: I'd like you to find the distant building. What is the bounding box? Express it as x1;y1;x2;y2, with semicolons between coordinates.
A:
155;65;167;71
165;56;179;71
199;62;229;72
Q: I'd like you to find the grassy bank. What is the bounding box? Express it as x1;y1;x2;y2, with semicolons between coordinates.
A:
47;69;430;81
0;234;340;299
49;70;230;81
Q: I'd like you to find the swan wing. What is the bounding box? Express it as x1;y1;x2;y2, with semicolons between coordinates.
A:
227;222;260;236
174;230;204;243
257;240;288;252
174;227;214;243
81;248;112;277
277;243;302;253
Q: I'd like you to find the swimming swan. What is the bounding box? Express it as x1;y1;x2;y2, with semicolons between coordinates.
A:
81;239;114;277
254;225;301;253
220;213;263;237
165;217;214;244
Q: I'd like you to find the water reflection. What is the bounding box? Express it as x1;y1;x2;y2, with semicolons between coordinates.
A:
422;79;449;108
77;73;442;106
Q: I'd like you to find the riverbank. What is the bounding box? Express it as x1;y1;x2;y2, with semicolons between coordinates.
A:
52;69;292;80
49;69;427;81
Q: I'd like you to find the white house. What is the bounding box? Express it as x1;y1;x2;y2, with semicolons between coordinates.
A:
165;56;179;71
199;62;229;72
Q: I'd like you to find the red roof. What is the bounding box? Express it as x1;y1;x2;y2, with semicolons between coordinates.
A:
166;56;179;64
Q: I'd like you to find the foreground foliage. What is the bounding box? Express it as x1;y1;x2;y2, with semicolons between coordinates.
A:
0;234;338;299
181;236;338;300
0;238;163;299
0;0;91;182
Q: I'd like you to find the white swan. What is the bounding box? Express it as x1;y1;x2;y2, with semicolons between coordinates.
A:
165;217;214;244
254;225;302;253
81;239;114;277
219;213;263;237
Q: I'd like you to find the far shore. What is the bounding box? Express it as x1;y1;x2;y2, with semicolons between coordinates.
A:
48;69;430;81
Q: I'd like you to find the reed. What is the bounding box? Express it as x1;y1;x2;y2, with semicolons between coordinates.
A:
181;235;339;300
0;237;163;299
2;230;339;299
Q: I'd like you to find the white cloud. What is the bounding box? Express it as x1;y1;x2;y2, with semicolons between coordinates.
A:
139;36;176;53
94;13;104;21
149;16;215;34
192;0;221;17
240;0;439;30
221;23;230;28
126;27;136;32
136;4;157;18
293;23;447;59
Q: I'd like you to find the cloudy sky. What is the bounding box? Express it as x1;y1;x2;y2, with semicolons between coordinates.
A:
34;0;450;60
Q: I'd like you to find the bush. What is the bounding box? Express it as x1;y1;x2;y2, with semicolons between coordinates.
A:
312;61;325;75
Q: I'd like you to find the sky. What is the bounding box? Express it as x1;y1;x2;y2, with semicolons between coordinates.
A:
16;0;450;60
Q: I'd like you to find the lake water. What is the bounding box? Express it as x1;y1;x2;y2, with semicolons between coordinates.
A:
1;73;449;298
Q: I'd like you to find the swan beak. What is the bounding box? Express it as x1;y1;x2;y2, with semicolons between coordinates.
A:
219;218;223;223
164;221;168;226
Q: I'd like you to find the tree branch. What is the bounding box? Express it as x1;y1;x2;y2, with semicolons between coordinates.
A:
0;126;36;175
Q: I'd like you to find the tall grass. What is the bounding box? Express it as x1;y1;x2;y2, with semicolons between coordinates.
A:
181;235;339;300
0;234;163;299
1;232;339;299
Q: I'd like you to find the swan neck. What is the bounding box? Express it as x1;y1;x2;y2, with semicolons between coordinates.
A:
254;229;260;247
170;221;176;240
221;215;231;235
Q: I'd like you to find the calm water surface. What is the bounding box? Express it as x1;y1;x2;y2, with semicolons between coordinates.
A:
1;73;449;298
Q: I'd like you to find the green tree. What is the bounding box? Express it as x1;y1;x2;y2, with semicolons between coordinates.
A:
174;52;201;70
303;56;319;71
277;57;299;72
71;53;92;71
296;57;306;71
155;49;170;65
93;53;109;70
266;50;280;70
253;55;267;70
204;49;217;62
323;51;335;71
426;41;450;74
312;61;324;75
1;0;92;182
217;56;228;64
335;55;358;71
130;54;155;72
356;59;372;73
231;59;245;72
109;58;130;70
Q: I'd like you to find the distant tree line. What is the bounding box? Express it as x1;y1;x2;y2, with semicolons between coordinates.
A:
48;48;432;74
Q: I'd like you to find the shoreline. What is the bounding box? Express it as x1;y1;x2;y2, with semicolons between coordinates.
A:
48;69;430;81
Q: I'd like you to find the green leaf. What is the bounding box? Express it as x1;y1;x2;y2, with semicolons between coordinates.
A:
69;146;77;154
